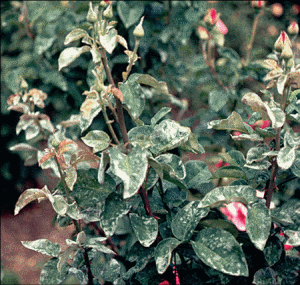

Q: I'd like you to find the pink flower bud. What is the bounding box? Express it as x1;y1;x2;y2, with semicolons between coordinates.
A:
281;42;293;59
204;8;219;26
216;18;228;35
251;1;266;9
274;31;291;52
287;21;299;35
197;26;209;40
216;160;229;169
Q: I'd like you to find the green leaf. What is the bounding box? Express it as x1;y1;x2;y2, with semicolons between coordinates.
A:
64;28;90;45
209;90;228;112
70;169;116;209
34;35;56;55
191;228;248;277
21;239;60;257
285;230;300;247
137;74;171;96
156;153;186;180
263;103;285;128
198;185;257;208
87;238;116;255
117;1;144;29
207;112;249;134
58;46;90;71
66;202;81;220
101;259;122;282
120;74;145;120
171;201;209;241
81;130;111;153
40;258;69;285
151;107;171;126
218;47;240;63
99;193;132;237
245;145;271;170
199;219;239;238
253;267;277;285
150;119;191;155
246;202;271;251
291;158;300;178
100;28;118;54
109;146;148;199
212;166;247;180
154;238;181;274
277;146;296;170
130;213;158;247
128;125;153;149
67;268;88;285
183;160;212;190
179;133;205;154
263;235;283;266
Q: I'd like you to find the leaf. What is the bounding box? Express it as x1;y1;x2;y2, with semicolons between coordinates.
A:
51;195;68;216
21;239;60;257
65;166;77;191
117;1;144;29
277;146;296;170
109;146;148;199
66;202;81;220
199;219;239;238
207;112;249;134
69;169;116;209
245;145;271;170
285;230;300;247
40;258;69;285
291;158;300;178
64;28;90;45
241;92;265;112
151;107;171;126
180;133;205;154
99;193;132;237
58;46;90;71
67;268;88;285
34;35;56;55
209;90;228;112
212;166;247;180
130;213;158;247
119;74;145;120
87;239;116;255
263;103;285;128
253;267;277;285
156;153;186;180
101;259;122;282
264;235;283;266
150;119;191;155
14;186;49;215
137;74;171;96
81;130;111;153
183;160;212;190
198;185;257;208
171;201;209;241
277;74;288;95
116;35;128;50
100;28;118;54
246;202;271;251
191;228;249;277
154;238;181;274
217;47;240;63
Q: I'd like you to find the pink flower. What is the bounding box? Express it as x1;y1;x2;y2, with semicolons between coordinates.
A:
216;160;230;169
159;268;180;285
220;202;247;231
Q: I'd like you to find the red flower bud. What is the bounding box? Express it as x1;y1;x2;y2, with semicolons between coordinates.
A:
287;21;299;35
197;26;209;40
274;31;291;52
251;1;266;9
204;8;219;26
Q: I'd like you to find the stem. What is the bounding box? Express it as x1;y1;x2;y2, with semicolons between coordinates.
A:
83;248;94;285
244;9;264;65
123;39;140;82
21;1;35;40
100;49;130;148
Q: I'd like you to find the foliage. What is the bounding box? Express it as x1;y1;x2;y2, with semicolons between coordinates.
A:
4;1;300;284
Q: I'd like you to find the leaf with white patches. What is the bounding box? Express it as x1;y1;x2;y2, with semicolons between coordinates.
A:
191;227;249;276
21;239;60;257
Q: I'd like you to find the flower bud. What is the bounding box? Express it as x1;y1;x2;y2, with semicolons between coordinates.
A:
281;42;293;59
203;8;219;26
52;137;60;148
133;16;145;38
197;26;209;40
103;4;113;19
251;1;266;9
99;0;109;8
20;77;28;91
287;21;299;35
274;31;291;52
87;2;98;23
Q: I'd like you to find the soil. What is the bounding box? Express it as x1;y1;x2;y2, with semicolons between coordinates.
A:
1;201;74;285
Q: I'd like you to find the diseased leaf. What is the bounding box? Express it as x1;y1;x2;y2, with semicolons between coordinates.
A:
64;28;90;45
81;130;111;153
207;112;249;134
109;146;148;199
137;74;171;96
66;202;81;220
191;228;248;277
58;46;90;71
130;213;158;247
246;202;271;251
180;133;205;154
198;185;257;208
171;201;209;241
65;166;77;191
21;239;60;257
154;238;181;274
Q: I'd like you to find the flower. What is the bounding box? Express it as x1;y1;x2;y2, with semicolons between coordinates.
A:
204;8;219;26
251;1;266;9
216;18;228;35
220;202;247;231
287;21;299;35
274;31;291;52
216;160;229;169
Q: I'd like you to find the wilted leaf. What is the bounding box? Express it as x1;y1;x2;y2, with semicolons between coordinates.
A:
171;201;209;241
130;213;158;247
191;228;248;276
21;239;60;257
246;202;271;251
